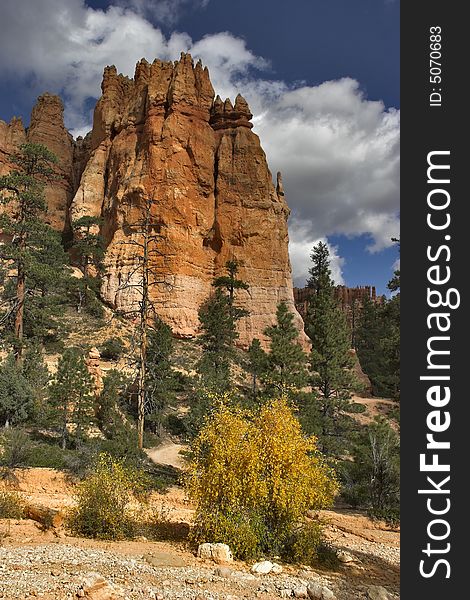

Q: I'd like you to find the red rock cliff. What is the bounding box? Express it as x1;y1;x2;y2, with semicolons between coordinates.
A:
1;54;304;347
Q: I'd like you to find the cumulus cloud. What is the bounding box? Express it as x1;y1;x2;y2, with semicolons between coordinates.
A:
288;222;345;287
0;0;399;285
254;79;400;253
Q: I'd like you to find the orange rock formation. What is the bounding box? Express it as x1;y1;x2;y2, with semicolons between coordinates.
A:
0;54;304;347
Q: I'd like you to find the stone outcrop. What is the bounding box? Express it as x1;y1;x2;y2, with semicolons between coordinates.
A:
27;94;76;230
0;116;26;176
70;53;304;346
1;53;304;347
0;93;90;233
294;285;383;320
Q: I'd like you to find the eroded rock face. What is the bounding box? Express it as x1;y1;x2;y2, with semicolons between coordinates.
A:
70;53;304;346
1;53;304;347
0;93;87;233
27;94;75;230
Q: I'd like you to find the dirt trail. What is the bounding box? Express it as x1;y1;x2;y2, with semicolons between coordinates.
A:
145;439;188;470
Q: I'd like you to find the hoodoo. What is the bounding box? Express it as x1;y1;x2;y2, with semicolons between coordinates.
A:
0;53;303;346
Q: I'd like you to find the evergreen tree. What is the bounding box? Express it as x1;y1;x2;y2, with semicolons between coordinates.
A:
22;343;50;423
197;288;237;392
355;296;400;399
197;260;249;393
49;348;95;448
343;417;400;522
355;237;400;399
145;319;178;433
383;237;400;398
213;259;249;320
0;355;33;427
246;338;269;400
307;290;355;399
0;144;72;356
307;241;333;295
96;369;129;438
380;297;400;399
263;301;308;395
70;216;105;314
116;194;168;449
303;242;356;455
388;237;400;293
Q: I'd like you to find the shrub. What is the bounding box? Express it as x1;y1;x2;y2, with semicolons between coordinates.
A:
345;402;367;414
287;520;324;565
100;338;125;361
24;442;70;469
67;453;149;539
186;397;339;560
342;418;400;521
0;491;24;519
0;428;33;468
0;358;34;427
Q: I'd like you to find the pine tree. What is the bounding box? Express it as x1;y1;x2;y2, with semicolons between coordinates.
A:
70;215;105;314
49;348;95;448
355;283;400;400
0;355;33;427
303;242;355;455
307;290;355;399
197;288;237;392
263;301;308;395
384;238;400;398
307;241;333;295
197;260;249;393
246;338;269;400
115;193;168;449
0;144;72;355
213;259;249;320
96;369;129;437
145;319;178;433
388;237;400;293
22;343;50;424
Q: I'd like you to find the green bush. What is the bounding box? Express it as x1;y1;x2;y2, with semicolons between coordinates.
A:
67;453;149;540
0;491;24;519
341;418;400;521
25;442;71;470
368;506;400;528
0;429;33;468
345;402;367;414
286;520;324;565
100;338;125;360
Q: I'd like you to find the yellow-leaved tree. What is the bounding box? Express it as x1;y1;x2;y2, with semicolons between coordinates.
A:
186;397;339;561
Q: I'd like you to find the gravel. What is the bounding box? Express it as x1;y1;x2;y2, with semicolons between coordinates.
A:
0;541;399;600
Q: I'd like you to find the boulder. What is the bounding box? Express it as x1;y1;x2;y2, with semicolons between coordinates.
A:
367;586;392;600
77;574;122;599
307;582;336;600
197;542;233;563
250;560;283;575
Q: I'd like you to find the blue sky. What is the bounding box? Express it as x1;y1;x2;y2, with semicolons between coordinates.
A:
0;0;399;295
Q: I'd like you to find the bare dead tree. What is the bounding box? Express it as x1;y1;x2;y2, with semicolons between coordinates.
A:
115;191;170;449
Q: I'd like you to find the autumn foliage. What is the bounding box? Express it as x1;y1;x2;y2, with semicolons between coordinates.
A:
186;397;338;560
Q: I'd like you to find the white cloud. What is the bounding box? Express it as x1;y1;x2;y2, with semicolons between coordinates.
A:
0;0;399;285
253;79;400;256
288;223;345;288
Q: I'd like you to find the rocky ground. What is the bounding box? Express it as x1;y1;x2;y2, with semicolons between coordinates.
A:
0;466;399;600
